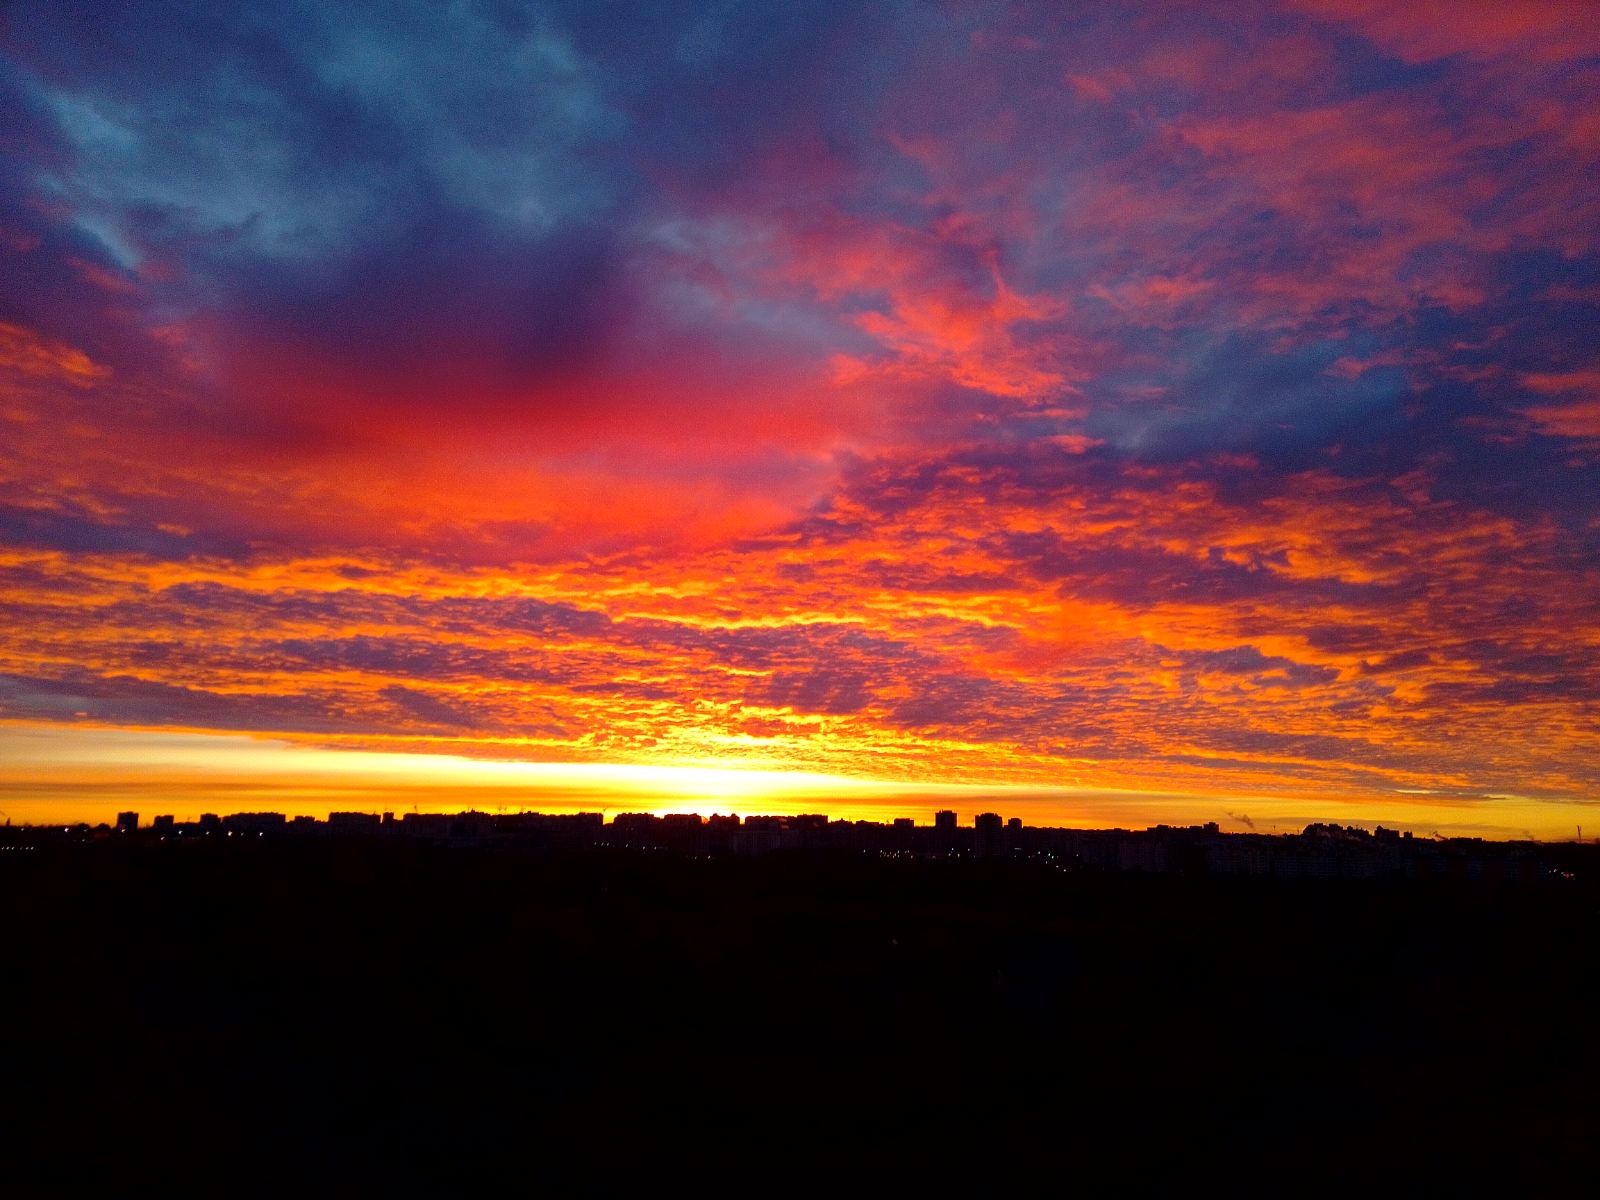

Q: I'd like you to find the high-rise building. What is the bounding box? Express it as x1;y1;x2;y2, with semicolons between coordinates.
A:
115;811;138;833
975;812;1004;856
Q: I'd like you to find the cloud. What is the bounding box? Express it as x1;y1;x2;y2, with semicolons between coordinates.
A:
0;1;1595;821
1520;370;1600;439
0;322;108;385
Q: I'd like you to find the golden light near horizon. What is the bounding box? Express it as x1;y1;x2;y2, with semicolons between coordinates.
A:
1;723;1586;841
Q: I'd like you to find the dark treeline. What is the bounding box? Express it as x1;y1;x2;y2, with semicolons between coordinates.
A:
3;838;1595;1191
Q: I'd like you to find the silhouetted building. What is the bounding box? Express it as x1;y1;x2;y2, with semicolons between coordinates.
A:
450;812;494;839
115;812;138;833
223;812;287;834
329;811;382;833
401;813;453;838
1118;838;1165;873
152;815;175;832
975;812;1004;856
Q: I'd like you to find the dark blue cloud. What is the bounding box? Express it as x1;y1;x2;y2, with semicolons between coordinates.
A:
0;503;252;559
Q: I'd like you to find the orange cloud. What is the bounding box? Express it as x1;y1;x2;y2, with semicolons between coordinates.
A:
0;322;109;387
1521;370;1600;438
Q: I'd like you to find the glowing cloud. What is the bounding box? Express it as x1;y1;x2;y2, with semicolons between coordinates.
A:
1;1;1595;837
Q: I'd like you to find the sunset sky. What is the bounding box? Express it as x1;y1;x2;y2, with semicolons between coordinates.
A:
2;1;1597;836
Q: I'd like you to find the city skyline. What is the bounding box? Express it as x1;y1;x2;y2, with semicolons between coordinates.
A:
18;804;1588;891
3;2;1598;838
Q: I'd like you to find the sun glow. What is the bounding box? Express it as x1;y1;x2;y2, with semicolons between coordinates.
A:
0;722;1585;840
0;722;986;823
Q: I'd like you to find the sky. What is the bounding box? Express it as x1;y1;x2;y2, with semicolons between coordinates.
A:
1;1;1597;836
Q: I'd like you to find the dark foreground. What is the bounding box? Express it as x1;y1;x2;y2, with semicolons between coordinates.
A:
4;841;1596;1192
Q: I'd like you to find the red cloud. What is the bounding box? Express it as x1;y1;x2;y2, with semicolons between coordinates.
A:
1289;0;1600;65
0;322;109;387
1521;370;1600;438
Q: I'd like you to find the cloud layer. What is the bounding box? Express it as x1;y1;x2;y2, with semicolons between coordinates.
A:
2;1;1597;830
